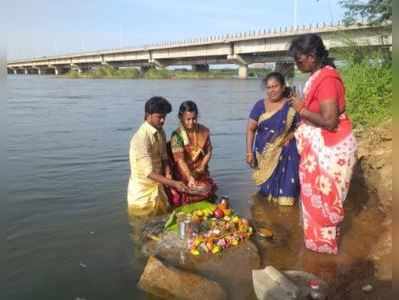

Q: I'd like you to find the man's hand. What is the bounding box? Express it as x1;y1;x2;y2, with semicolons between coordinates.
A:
165;171;173;180
164;162;173;180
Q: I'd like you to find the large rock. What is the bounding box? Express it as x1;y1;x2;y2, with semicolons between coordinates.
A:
138;256;227;300
143;232;261;300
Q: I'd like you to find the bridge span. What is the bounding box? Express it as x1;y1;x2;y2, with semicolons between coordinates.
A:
7;22;391;79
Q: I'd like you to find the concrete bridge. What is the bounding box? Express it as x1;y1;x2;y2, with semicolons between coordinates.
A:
7;22;391;79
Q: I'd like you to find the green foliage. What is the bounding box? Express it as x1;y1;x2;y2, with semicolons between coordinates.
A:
66;70;80;78
143;67;171;79
339;0;392;25
65;66;272;80
91;66;141;79
338;49;392;127
65;66;141;79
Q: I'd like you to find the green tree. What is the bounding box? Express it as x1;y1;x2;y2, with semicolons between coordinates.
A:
339;0;392;25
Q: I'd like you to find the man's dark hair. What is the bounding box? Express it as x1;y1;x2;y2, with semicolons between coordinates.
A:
145;96;172;115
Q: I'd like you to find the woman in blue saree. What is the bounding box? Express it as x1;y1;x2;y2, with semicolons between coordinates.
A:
246;72;300;206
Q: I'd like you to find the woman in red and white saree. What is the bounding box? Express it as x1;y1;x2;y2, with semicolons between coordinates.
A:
288;34;357;254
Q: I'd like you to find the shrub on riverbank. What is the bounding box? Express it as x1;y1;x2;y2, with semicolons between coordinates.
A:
65;66;272;80
66;66;141;79
143;68;171;79
143;68;237;79
336;48;392;127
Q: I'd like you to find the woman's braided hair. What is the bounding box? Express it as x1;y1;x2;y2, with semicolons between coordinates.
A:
288;33;336;68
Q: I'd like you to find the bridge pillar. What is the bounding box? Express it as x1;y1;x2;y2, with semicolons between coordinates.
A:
79;65;91;73
274;62;295;79
34;68;44;75
192;64;209;72
71;64;89;73
238;65;248;79
228;54;249;79
149;59;165;69
24;68;29;75
13;69;18;75
38;68;52;75
53;67;66;75
140;66;151;74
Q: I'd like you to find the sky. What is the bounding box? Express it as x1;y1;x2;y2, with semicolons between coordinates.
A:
5;0;345;61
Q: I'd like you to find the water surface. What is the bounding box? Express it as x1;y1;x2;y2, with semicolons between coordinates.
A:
6;76;259;300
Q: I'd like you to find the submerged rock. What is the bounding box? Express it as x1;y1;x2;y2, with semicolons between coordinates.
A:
138;256;227;300
253;267;329;300
253;266;299;300
362;284;374;293
142;231;261;300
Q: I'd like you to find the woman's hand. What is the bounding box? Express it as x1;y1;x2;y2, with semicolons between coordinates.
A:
187;176;197;189
246;152;256;168
194;165;206;176
289;94;305;113
173;181;189;193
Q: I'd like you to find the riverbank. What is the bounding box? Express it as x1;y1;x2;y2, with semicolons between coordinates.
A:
64;66;271;80
330;119;392;299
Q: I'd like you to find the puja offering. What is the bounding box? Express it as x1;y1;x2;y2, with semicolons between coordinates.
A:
166;197;253;256
177;213;193;240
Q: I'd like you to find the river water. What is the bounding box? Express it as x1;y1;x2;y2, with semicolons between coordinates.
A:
6;76;262;300
6;75;385;300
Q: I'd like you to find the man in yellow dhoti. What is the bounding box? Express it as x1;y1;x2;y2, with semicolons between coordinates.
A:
127;96;188;217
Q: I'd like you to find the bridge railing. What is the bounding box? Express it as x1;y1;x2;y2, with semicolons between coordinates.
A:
7;21;390;66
